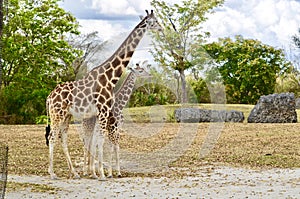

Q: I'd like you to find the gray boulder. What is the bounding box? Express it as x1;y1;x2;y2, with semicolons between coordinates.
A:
295;98;300;109
247;93;297;123
174;108;244;123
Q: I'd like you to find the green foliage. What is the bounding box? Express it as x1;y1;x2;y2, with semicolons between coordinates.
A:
0;0;81;123
189;78;210;103
150;0;224;103
35;115;48;124
2;0;81;86
204;35;292;104
129;83;177;107
275;70;300;97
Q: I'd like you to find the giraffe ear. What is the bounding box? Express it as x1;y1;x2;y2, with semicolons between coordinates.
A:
139;15;144;20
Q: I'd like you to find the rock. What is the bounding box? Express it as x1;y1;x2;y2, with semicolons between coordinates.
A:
247;93;297;123
295;98;300;109
174;108;244;123
174;108;204;123
225;110;245;122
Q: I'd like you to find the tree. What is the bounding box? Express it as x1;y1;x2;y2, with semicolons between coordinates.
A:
275;70;300;97
2;0;80;87
292;28;300;49
67;31;105;80
150;0;224;103
274;28;300;97
0;0;81;123
189;77;210;103
0;0;7;88
204;35;292;104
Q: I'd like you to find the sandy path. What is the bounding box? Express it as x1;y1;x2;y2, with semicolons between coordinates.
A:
6;166;300;199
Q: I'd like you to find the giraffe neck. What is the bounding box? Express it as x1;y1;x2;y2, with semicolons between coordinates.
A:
88;17;148;85
113;71;136;110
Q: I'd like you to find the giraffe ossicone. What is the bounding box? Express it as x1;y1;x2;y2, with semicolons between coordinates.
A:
46;10;160;180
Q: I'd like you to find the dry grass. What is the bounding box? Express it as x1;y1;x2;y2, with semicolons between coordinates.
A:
2;104;299;195
0;105;300;180
0;104;300;180
0;125;83;178
176;123;300;169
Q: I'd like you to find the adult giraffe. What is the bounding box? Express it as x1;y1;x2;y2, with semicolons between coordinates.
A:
46;10;160;180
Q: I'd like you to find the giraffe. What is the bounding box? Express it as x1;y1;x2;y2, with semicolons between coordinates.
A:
81;63;150;178
45;10;160;180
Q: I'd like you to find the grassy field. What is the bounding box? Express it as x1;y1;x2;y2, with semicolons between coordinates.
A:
1;104;300;180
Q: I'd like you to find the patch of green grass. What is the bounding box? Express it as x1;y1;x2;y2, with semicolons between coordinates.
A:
123;104;182;123
124;103;254;123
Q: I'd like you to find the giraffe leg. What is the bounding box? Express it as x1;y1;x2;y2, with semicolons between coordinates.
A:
81;116;98;178
96;131;106;181
83;134;93;177
89;132;98;179
108;142;121;178
60;125;80;179
107;141;114;178
115;143;121;178
82;139;89;176
48;128;58;180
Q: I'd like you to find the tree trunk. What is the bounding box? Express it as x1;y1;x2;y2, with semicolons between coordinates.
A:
174;72;180;103
179;69;187;103
0;0;3;89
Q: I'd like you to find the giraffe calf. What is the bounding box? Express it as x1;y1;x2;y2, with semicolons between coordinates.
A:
80;64;151;178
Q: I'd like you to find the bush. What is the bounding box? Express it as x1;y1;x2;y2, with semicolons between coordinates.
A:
0;85;49;124
275;72;300;97
189;78;210;103
129;83;177;107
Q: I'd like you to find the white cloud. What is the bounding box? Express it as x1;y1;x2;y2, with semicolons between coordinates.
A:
78;19;129;41
203;0;300;48
86;0;184;16
91;0;138;15
204;6;257;40
253;0;280;27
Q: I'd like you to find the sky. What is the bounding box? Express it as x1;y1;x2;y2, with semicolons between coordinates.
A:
60;0;300;66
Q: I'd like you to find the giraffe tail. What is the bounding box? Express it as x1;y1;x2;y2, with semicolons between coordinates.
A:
45;97;51;146
45;125;51;146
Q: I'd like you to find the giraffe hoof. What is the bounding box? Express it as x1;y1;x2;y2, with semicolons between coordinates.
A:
98;177;106;181
117;174;122;178
107;175;113;178
73;174;81;179
50;175;59;180
91;174;98;179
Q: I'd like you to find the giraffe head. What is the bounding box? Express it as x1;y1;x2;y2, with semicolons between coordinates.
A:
139;10;162;31
129;63;151;78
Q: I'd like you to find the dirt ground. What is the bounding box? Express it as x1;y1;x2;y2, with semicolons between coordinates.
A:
6;165;300;199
